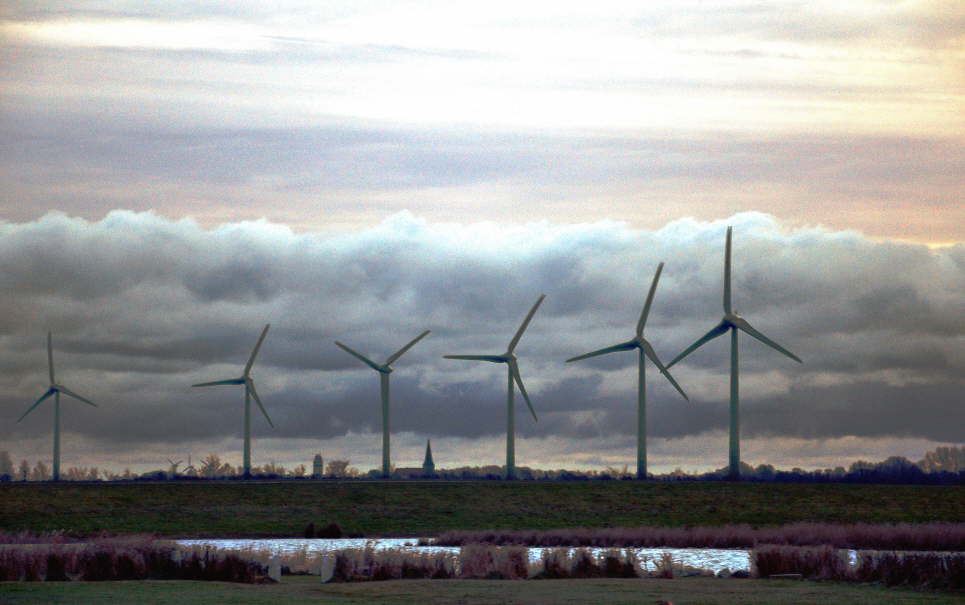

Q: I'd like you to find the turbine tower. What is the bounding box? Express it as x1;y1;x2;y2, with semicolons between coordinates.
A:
17;332;99;481
667;227;802;479
193;324;273;478
444;294;545;480
566;263;688;479
335;330;431;478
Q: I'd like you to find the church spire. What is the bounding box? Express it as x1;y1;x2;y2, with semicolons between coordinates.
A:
422;439;435;475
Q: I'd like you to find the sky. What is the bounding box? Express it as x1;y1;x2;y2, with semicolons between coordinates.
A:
0;1;962;474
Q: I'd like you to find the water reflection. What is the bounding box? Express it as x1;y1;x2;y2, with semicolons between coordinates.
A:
176;538;753;573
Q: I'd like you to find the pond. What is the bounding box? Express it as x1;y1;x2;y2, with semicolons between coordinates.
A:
175;538;754;573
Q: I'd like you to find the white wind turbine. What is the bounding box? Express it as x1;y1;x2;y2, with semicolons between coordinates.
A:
566;262;688;479
192;324;273;478
667;227;802;479
17;332;99;481
166;458;183;477
444;295;545;479
335;330;431;478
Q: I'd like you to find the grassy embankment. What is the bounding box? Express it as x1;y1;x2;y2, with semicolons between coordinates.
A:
2;576;963;605
1;480;962;537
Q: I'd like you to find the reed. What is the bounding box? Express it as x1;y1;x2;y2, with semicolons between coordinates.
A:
429;522;965;550
752;544;965;590
317;545;711;582
752;544;850;580
0;536;266;583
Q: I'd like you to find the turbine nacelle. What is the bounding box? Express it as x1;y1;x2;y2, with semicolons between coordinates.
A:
566;263;689;402
18;333;99;424
192;324;274;431
443;294;545;427
334;329;431;478
335;330;430;375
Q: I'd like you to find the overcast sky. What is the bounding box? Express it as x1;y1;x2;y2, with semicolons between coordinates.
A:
1;2;962;473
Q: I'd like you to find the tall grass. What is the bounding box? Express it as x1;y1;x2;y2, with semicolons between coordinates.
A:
430;522;965;550
0;535;267;582
752;544;965;590
307;544;707;582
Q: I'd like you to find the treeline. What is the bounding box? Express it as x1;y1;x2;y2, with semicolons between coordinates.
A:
2;446;963;484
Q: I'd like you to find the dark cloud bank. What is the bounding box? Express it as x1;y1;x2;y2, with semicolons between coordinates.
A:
1;211;962;466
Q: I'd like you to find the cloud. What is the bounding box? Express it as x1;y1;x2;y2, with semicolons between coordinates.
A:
0;211;961;473
0;1;962;472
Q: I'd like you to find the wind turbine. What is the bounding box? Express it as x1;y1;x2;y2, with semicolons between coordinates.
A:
192;324;273;478
667;227;802;479
566;262;688;479
444;294;545;480
335;330;431;478
17;332;99;481
166;458;183;478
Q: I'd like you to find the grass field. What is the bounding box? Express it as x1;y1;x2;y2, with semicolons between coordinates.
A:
1;576;963;605
1;480;962;537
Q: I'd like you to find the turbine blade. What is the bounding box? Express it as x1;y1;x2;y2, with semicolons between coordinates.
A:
566;340;637;363
57;385;98;408
47;332;55;384
17;388;56;423
732;317;803;363
385;330;431;365
443;354;506;363
247;379;274;428
507;294;545;353
724;226;732;314
667;322;729;368
244;324;270;376
192;378;244;387
335;341;384;372
637;262;664;337
643;341;689;401
509;361;537;422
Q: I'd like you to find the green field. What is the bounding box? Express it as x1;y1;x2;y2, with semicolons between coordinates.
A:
1;576;962;605
1;480;961;537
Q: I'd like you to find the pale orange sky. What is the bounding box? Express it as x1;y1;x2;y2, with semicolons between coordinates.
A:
1;1;962;245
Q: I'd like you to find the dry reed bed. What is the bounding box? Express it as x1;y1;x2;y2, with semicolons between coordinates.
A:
323;543;693;581
0;535;266;583
430;522;965;550
250;543;965;589
752;544;965;590
3;534;962;590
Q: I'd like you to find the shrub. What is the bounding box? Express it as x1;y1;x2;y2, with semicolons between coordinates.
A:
753;544;849;581
318;522;343;539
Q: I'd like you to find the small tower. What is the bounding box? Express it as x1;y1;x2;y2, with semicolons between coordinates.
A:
422;440;435;477
312;454;324;479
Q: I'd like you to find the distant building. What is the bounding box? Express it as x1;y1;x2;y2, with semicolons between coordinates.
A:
393;440;437;479
312;454;324;479
422;440;435;477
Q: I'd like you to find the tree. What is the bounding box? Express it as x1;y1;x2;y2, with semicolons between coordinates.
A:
325;459;350;477
919;446;965;473
260;462;286;476
290;464;306;477
199;454;236;478
0;451;13;479
201;454;224;478
30;461;51;481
